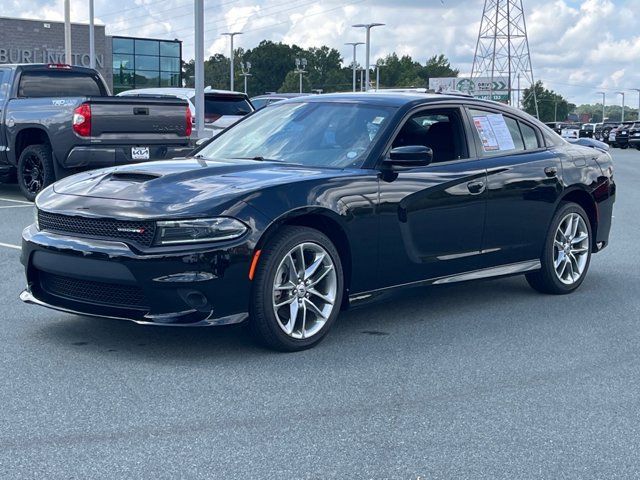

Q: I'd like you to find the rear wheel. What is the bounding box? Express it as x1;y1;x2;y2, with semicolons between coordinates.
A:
526;203;592;295
249;226;344;351
17;144;55;201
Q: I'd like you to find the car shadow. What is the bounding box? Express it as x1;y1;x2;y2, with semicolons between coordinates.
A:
36;274;543;362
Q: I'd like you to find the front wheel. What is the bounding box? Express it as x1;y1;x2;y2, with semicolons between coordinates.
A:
249;226;344;351
526;203;592;295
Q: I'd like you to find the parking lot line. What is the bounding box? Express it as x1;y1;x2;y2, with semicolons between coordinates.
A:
0;197;32;205
0;205;33;209
0;241;21;250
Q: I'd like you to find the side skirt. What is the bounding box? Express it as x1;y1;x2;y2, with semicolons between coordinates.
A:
348;259;541;307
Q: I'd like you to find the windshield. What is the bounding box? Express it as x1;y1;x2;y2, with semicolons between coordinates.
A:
198;101;396;168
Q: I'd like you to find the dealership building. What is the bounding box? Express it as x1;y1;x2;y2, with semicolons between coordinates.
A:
0;16;182;93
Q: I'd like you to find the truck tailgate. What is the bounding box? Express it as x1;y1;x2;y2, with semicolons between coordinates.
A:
88;97;189;145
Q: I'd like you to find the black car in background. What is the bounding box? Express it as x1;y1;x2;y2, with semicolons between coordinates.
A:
21;93;616;351
579;123;595;138
595;122;621;143
612;122;635;149
629;123;640;150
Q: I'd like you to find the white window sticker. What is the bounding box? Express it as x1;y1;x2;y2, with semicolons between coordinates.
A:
473;113;515;152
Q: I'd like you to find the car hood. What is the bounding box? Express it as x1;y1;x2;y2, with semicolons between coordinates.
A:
51;158;343;206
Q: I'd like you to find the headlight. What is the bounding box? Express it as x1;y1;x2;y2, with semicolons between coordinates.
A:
155;218;248;245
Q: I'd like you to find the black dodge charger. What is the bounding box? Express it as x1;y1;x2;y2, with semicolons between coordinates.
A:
21;93;616;351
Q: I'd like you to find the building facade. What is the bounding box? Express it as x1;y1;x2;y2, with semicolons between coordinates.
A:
0;16;182;93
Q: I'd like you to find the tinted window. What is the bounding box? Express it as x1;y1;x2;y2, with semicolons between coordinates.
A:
392;109;467;163
112;37;134;54
0;69;9;101
520;122;540;150
199;102;395;168
18;71;105;97
469;108;524;156
135;39;159;56
250;98;269;110
204;96;253;120
160;41;180;57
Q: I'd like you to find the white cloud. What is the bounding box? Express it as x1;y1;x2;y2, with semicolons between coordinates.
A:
3;0;640;104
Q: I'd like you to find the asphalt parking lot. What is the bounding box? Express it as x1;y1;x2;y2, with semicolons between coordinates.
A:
0;149;637;479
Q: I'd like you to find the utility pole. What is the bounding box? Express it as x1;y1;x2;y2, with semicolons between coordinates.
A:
89;0;95;69
352;23;384;92
359;69;364;92
194;0;205;139
64;0;71;64
294;58;308;94
617;91;626;122
222;32;242;91
345;42;364;93
554;97;558;122
240;61;252;94
596;92;606;122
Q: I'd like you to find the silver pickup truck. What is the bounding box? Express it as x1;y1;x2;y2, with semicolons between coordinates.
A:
0;64;193;200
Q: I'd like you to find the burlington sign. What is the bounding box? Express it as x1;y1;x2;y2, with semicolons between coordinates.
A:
0;48;105;69
429;77;510;102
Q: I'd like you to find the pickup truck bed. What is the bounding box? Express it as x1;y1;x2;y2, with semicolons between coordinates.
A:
0;64;192;200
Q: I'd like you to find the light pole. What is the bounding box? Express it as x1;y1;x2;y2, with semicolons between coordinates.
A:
345;42;364;92
294;58;307;94
359;68;364;92
596;92;606;123
375;61;384;91
352;23;385;92
89;0;95;69
194;0;205;139
222;32;242;91
240;61;252;94
617;91;625;122
64;0;71;64
632;89;640;121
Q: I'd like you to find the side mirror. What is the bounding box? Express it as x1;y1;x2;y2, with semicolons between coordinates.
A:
384;146;433;170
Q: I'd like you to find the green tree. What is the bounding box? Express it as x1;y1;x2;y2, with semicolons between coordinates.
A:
419;54;459;84
522;81;572;122
278;71;312;93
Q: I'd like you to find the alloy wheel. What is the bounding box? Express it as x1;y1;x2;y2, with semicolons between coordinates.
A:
22;154;44;195
272;242;337;340
553;213;590;285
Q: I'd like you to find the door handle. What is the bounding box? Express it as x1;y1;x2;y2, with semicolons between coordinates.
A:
544;166;558;177
467;180;485;194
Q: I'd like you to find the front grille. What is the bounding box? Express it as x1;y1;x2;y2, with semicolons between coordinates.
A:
40;272;149;310
38;211;156;247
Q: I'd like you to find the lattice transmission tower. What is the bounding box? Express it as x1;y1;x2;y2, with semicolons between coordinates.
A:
471;0;539;117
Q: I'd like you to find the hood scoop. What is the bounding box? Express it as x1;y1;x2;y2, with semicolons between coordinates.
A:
109;171;162;183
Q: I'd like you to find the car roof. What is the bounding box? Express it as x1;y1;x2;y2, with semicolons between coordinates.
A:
118;87;247;97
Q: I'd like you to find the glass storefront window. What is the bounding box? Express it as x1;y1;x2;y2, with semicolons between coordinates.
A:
135;55;159;71
113;37;134;54
160;41;180;57
160;57;180;73
112;37;181;92
135;39;159;56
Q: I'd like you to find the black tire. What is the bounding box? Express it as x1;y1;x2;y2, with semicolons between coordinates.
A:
17;144;55;201
249;226;344;352
526;202;592;295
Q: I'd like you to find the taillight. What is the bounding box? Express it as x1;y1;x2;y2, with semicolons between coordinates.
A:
72;103;91;137
185;106;193;137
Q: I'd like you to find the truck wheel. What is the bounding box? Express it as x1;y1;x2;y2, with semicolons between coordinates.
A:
17;144;55;201
249;226;344;351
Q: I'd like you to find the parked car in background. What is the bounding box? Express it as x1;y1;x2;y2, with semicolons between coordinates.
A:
595;122;619;143
250;93;310;110
628;123;640;150
118;87;254;136
545;122;569;135
0;64;192;200
22;92;615;351
579;123;595;138
610;122;635;149
560;124;581;140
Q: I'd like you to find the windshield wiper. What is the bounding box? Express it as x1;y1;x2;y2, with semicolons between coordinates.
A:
231;156;282;162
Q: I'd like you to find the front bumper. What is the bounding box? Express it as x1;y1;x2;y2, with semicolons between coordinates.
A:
20;225;252;326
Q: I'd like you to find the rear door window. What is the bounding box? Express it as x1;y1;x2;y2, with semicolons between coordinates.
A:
520;122;541;150
18;70;106;97
204;95;253;121
468;108;525;155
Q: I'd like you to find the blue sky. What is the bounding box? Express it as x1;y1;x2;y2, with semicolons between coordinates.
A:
3;0;639;106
